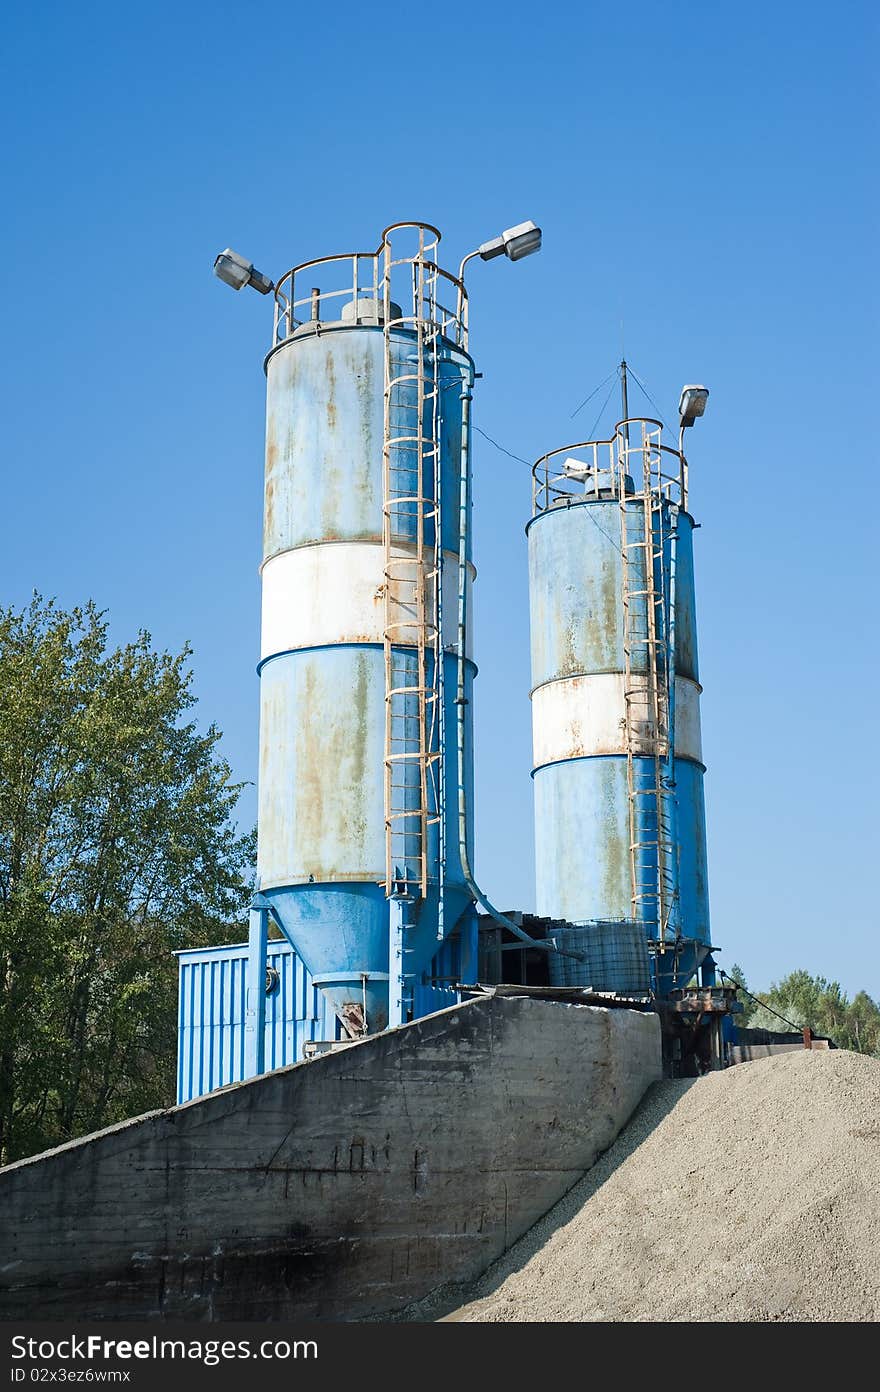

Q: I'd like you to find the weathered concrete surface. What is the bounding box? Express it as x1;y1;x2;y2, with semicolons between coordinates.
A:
0;995;660;1321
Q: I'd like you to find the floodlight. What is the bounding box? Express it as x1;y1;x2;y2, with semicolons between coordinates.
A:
213;248;275;295
562;457;591;481
678;385;709;428
475;220;542;263
459;220;543;283
501;220;542;261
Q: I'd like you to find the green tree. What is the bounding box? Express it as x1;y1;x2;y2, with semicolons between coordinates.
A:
748;968;827;1033
0;597;255;1163
744;969;880;1056
725;962;755;1025
844;991;880;1056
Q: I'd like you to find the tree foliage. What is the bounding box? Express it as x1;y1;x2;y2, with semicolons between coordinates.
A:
725;962;754;1024
0;597;255;1163
733;966;880;1056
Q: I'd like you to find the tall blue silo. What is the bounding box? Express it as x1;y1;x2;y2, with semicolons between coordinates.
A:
527;416;710;991
256;223;476;1035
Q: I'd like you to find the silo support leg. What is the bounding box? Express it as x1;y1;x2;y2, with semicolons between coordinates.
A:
245;903;268;1078
459;906;479;986
388;898;406;1029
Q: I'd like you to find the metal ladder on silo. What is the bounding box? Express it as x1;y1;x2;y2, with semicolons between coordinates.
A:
619;422;678;946
381;235;443;901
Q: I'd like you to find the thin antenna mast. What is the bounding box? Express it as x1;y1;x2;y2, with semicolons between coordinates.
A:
620;358;630;447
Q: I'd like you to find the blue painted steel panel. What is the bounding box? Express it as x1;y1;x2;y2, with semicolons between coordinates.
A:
413;928;470;1017
258;646;387;886
533;755;631;923
533;754;709;941
529;491;710;971
176;928;474;1103
258;647;474;1031
176;942;340;1104
528;500;698;687
264;329;468;560
673;758;710;940
670;513;698;683
264;331;385;555
528;499;647;687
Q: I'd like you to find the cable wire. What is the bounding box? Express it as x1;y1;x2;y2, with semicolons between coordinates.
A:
472;417;625;557
570;367;618;420
471;425;532;466
626;365;670;427
577;504;625;558
584;379;618;443
718;970;804;1032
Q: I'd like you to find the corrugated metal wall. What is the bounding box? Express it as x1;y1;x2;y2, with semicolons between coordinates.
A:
176;942;341;1104
177;937;463;1104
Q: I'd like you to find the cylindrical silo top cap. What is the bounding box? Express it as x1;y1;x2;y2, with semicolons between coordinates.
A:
341;296;403;325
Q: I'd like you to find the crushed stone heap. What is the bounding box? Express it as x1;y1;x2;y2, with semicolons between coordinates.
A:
443;1051;880;1322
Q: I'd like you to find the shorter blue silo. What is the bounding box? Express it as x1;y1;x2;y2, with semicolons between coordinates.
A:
528;418;711;993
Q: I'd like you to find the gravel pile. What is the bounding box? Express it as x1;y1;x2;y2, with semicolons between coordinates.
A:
442;1051;880;1322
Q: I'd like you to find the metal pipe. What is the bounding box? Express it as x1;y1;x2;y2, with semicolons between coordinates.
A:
664;502;681;941
454;367;581;962
244;899;268;1078
455;249;481;325
677;425;689;510
457;248;482;286
435;352;446;941
388;898;405;1027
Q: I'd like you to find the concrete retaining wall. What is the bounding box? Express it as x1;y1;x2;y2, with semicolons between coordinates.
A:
0;995;661;1321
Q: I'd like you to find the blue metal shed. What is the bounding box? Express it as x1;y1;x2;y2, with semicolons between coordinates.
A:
176;932;471;1104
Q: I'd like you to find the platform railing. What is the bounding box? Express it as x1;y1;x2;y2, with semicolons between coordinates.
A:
271;221;468;350
532;419;688;515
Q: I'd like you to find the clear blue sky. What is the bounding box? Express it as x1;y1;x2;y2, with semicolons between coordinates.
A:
2;1;876;995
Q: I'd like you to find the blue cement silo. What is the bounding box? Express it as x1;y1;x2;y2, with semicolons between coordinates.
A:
253;224;477;1038
527;419;710;991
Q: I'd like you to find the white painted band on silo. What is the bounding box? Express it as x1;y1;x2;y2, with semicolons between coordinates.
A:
531;673;703;766
260;542;474;660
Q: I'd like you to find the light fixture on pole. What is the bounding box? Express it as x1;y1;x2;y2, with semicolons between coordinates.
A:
678;385;709;429
677;385;710;503
459;220;542;281
213;248;275;295
456;220;542;318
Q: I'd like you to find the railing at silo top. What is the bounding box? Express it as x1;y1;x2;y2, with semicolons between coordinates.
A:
531;418;687;515
270;221;468;349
